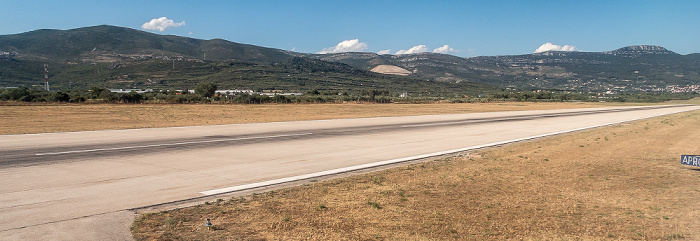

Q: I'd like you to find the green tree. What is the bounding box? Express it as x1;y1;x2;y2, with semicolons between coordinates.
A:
195;82;217;98
305;89;320;95
0;88;31;101
88;86;106;99
49;91;71;102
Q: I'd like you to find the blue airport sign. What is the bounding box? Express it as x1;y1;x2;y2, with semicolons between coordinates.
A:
681;155;700;167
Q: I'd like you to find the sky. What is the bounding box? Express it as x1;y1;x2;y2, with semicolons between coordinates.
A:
1;0;699;57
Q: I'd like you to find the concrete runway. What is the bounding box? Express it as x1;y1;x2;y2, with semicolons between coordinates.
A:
0;105;697;240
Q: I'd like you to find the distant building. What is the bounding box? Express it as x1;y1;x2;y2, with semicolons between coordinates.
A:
215;90;303;96
215;90;254;94
108;89;153;93
259;92;303;96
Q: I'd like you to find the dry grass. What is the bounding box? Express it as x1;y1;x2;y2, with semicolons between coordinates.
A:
0;101;643;135
131;110;700;240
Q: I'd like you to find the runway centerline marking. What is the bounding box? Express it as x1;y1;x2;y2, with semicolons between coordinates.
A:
34;133;313;156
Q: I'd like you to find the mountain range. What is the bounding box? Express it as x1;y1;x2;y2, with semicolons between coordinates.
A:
1;25;699;94
316;46;700;93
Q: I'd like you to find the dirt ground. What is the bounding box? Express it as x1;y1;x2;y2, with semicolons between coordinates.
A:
0;101;643;135
130;109;700;240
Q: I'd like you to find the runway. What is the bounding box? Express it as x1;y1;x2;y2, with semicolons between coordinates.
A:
0;105;697;240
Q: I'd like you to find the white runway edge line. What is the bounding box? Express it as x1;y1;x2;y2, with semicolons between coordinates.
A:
34;133;313;156
200;107;698;196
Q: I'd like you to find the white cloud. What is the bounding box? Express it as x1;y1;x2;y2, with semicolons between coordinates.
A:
317;39;368;54
534;42;577;53
395;45;428;55
377;49;391;55
141;17;185;32
433;45;457;54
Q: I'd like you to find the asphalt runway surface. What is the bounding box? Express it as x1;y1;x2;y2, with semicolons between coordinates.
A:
1;105;697;240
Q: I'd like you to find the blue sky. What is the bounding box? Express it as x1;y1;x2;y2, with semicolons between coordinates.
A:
1;0;699;57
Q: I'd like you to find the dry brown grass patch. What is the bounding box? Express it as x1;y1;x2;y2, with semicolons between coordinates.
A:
131;110;700;240
0;101;640;135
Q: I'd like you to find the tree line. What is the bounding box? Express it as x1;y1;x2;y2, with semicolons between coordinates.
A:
1;82;697;104
0;82;401;104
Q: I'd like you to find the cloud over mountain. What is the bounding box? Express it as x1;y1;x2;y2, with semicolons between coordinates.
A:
377;49;391;55
433;45;457;54
317;39;368;54
395;45;428;55
534;42;577;53
141;17;185;32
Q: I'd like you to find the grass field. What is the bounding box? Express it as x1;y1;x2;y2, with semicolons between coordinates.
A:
129;108;700;240
0;101;648;135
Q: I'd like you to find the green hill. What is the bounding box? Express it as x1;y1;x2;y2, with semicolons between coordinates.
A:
316;46;700;92
1;25;698;95
0;25;293;62
0;25;494;96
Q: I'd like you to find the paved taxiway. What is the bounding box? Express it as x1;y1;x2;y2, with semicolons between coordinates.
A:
1;105;698;240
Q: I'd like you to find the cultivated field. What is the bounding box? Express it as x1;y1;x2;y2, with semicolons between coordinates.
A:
0;101;650;135
129;108;700;240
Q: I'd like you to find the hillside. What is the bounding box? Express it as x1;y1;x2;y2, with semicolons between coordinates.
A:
315;47;700;92
0;25;292;63
0;25;493;96
1;25;699;94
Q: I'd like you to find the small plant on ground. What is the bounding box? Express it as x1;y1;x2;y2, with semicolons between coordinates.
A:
367;201;382;209
372;175;384;185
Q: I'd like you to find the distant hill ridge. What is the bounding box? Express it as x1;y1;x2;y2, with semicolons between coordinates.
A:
0;25;688;62
0;25;293;63
314;44;699;92
605;45;676;55
0;25;498;95
1;25;699;93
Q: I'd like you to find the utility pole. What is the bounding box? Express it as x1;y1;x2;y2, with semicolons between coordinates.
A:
44;64;49;91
